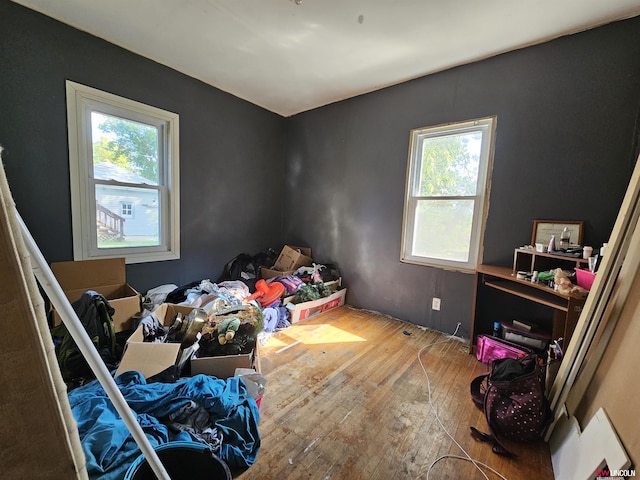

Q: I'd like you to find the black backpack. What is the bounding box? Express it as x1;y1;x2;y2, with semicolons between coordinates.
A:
51;290;118;383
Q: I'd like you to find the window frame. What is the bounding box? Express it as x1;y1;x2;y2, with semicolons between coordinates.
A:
400;116;496;271
120;202;134;218
66;80;180;264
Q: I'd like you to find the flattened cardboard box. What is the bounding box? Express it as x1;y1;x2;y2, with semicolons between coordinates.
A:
51;258;141;332
116;303;258;380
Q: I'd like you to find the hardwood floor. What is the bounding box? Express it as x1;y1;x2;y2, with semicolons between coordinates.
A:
235;306;554;480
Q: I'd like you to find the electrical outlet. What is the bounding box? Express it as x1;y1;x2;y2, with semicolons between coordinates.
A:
432;297;441;311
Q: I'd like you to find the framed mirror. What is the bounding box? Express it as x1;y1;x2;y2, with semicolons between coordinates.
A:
531;220;584;246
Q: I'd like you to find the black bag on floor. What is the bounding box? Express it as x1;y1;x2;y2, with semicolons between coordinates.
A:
470;355;552;457
217;249;279;289
51;290;119;383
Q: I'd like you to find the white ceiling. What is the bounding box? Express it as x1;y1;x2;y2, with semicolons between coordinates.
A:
13;0;640;117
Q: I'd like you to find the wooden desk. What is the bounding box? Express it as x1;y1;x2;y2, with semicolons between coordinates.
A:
470;264;586;354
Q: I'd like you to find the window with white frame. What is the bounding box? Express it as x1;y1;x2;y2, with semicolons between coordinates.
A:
401;117;495;270
120;202;134;218
66;81;180;263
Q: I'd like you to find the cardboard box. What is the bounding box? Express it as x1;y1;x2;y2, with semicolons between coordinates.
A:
261;245;314;279
280;278;341;302
126;303;196;344
115;342;183;379
274;245;313;272
191;349;257;378
115;303;197;378
284;288;347;324
260;266;296;279
51;258;141;332
322;278;342;293
116;303;259;380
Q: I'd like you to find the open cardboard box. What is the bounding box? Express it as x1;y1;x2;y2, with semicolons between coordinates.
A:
115;342;184;380
51;258;141;332
261;245;313;279
115;303;196;379
261;267;296;279
125;303;196;343
283;282;347;324
275;245;313;271
191;348;257;378
116;303;259;380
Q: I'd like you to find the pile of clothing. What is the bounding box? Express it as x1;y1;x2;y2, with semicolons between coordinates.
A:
63;250;340;479
143;259;341;342
69;371;260;479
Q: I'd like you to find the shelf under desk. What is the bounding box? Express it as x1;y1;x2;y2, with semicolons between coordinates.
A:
477;264;575;309
471;264;586;355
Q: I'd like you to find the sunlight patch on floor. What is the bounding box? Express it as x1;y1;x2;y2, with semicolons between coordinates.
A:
263;323;366;347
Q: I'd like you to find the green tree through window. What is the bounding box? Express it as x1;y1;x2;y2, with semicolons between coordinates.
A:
402;117;495;270
92;113;159;183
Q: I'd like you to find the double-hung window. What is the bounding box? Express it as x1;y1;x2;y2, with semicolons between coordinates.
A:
66;81;180;263
401;117;495;270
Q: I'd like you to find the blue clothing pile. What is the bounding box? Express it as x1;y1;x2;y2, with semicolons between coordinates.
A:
68;371;260;480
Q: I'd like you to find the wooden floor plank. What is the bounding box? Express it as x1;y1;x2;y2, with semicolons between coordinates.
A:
235;306;554;479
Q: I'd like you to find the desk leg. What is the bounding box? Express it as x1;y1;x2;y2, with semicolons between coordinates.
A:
469;272;482;354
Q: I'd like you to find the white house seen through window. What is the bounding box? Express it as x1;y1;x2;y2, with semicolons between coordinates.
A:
66;81;180;263
401;117;495;270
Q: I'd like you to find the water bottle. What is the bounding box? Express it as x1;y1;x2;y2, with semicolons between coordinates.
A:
493;321;500;337
600;243;608;257
560;227;570;249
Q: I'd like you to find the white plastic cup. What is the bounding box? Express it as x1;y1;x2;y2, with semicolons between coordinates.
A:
583;246;593;259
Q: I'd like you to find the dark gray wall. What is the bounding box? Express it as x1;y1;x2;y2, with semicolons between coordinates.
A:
283;18;640;337
2;0;640;338
0;0;285;293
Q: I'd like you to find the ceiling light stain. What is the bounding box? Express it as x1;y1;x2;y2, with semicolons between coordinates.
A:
358;14;364;24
